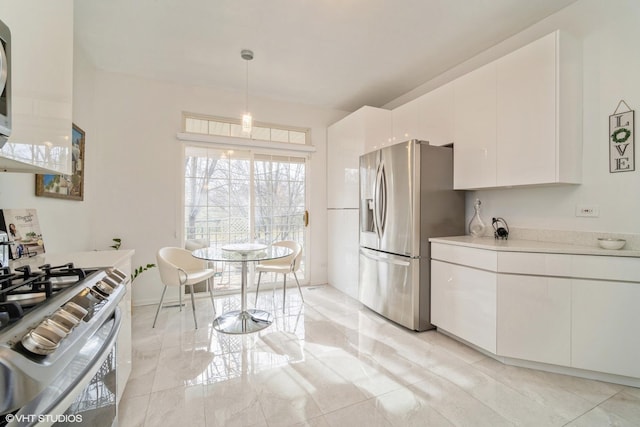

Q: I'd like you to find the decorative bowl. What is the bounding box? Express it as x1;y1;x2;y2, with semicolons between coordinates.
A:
597;238;626;250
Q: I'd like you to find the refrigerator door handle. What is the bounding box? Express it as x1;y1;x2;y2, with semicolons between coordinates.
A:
360;249;411;267
374;162;387;239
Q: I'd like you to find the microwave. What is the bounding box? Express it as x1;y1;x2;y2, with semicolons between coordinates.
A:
0;18;11;148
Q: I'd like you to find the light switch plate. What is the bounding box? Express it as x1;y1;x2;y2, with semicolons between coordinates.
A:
575;205;600;217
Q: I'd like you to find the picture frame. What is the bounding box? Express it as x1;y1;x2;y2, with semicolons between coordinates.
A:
36;123;85;200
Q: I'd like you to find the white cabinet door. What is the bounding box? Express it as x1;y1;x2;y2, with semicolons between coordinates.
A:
327;118;363;210
496;32;557;186
327;210;359;299
431;260;497;353
497;275;571;366
392;83;454;147
327;106;391;209
451;30;580;189
0;0;73;173
572;279;640;378
415;82;454;147
392;98;420;143
453;62;497;189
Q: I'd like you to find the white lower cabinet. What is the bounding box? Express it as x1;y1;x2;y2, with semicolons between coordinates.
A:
497;275;571;366
431;260;496;353
431;240;640;385
572;279;640;378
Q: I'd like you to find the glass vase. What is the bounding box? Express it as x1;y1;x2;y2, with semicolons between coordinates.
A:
469;199;486;237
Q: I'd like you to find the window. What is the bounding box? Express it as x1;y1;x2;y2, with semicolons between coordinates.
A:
184;114;309;145
184;145;307;292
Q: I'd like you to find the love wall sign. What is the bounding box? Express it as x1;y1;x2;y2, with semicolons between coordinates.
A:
609;100;635;173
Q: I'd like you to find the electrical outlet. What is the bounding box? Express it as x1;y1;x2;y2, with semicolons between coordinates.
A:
575;205;600;217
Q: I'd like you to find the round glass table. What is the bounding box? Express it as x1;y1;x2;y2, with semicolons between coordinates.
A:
192;244;293;334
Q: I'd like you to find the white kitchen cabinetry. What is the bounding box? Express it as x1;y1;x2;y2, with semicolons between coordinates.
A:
430;237;640;386
497;274;571;366
453;62;497;189
327;210;359;299
392;82;454;147
431;260;497;353
572;280;640;378
0;0;73;173
452;30;581;189
496;31;581;186
327;106;392;209
327;106;391;296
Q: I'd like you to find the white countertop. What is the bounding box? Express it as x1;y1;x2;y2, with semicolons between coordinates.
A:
10;249;135;270
429;235;640;258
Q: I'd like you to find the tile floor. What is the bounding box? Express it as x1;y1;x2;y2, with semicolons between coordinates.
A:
119;285;640;426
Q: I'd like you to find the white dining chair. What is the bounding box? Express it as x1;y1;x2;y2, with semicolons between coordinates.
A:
153;247;217;329
254;240;304;309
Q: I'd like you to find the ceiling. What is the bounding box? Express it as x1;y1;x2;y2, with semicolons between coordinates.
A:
74;0;577;112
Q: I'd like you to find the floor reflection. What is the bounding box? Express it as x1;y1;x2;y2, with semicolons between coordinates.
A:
121;285;640;427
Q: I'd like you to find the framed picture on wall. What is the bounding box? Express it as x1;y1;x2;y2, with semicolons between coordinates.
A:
35;123;85;200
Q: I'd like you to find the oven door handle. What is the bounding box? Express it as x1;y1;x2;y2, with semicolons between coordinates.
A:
11;307;122;427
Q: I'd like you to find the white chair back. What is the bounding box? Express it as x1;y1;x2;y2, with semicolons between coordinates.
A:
156;247;207;287
271;240;302;271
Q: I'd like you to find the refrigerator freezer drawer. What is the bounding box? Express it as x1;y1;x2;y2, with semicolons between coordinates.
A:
358;248;432;331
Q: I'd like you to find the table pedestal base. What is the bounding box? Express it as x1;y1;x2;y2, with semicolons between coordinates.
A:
212;309;273;334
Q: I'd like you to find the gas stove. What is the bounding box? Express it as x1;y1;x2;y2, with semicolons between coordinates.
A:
0;263;95;328
0;262;128;417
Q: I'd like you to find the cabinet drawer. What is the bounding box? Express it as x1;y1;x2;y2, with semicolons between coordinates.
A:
570;255;640;282
431;243;497;271
498;252;572;276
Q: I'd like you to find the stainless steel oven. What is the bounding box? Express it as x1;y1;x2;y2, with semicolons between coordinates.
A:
0;265;127;427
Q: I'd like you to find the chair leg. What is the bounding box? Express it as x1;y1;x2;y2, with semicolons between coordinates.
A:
293;271;304;303
152;285;168;328
189;284;198;329
179;286;183;312
254;271;263;306
282;274;287;312
208;277;216;317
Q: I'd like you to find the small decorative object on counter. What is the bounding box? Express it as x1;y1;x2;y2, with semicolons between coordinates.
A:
492;217;509;240
597;238;626;250
468;199;486;237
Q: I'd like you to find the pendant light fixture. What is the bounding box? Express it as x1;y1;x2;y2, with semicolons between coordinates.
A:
241;49;253;134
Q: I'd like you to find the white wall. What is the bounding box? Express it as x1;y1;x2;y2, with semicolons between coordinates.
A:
385;0;640;236
0;43;345;306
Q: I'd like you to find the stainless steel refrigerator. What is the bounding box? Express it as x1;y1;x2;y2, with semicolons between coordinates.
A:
359;140;464;331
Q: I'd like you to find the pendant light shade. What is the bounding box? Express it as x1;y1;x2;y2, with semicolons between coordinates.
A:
241;49;253;134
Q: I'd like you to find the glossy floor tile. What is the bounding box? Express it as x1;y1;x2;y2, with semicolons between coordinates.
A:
119;285;640;426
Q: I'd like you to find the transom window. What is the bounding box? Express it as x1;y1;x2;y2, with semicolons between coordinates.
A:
184;113;309;145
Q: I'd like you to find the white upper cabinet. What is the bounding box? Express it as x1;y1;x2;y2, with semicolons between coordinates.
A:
0;1;73;174
496;31;581;186
392;82;455;147
452;30;581;190
327;106;391;209
453;62;497;189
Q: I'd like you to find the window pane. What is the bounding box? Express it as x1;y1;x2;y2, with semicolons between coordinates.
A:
252;126;270;141
271;129;288;143
209;121;230;136
185;118;208;134
289;131;306;144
